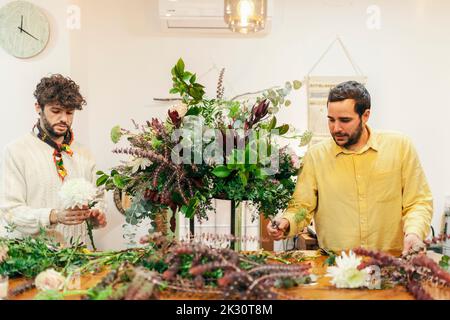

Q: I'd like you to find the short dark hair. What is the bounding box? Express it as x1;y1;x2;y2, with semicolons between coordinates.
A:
34;74;86;110
327;81;371;117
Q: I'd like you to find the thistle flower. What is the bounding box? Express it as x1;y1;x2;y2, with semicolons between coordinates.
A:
58;178;97;209
326;251;369;289
35;269;66;291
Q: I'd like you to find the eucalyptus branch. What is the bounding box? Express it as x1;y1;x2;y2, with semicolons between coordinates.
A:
230;86;281;101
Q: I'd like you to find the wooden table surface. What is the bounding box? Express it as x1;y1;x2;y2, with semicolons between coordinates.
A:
8;251;416;300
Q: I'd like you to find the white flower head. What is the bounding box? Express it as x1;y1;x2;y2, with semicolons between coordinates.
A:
35;269;66;291
326;251;369;289
129;157;152;174
59;178;97;210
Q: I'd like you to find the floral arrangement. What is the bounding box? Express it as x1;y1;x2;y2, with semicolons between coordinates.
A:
58;178;99;250
97;58;311;230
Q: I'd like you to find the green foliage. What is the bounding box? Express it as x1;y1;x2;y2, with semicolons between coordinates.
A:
0;231;89;278
439;255;449;271
171;58;205;105
294;208;307;224
0;231;155;279
110;126;122;144
322;249;338;267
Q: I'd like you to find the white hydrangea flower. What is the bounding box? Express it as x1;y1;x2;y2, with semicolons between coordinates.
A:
35;269;66;291
58;178;97;210
326;251;369;289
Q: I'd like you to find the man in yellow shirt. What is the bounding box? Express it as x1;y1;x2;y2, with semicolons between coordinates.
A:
267;81;433;254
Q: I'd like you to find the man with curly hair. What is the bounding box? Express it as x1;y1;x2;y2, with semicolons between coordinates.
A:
0;74;107;247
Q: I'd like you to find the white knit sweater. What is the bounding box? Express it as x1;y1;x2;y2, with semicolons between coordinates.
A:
0;132;105;246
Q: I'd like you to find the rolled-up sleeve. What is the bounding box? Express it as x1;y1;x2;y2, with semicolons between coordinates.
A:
401;137;433;240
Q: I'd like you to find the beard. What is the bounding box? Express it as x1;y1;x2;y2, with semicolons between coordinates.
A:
41;113;70;139
332;119;364;149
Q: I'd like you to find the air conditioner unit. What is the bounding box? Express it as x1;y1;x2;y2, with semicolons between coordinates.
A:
158;0;273;34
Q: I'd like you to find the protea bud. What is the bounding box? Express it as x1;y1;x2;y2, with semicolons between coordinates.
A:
168;110;182;128
253;99;270;121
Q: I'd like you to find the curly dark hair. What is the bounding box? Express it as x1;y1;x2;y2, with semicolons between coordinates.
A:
34;74;86;110
328;81;371;117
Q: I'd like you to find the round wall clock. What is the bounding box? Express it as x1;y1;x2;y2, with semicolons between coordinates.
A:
0;1;50;58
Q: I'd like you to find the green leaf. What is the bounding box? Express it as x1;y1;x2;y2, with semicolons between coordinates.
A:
268;116;277;131
151;137;163;149
181;198;198;219
190;73;197;84
182;72;193;83
323;254;337;267
96;175;109;187
96;171;105;176
113;175;126;189
293;80;302;90
275;124;290;135
176;58;185;75
255;168;268;180
110;125;122;144
285;100;292;107
239;172;248;187
169;88;180;94
212;165;232;178
189;87;201;100
185;106;201;116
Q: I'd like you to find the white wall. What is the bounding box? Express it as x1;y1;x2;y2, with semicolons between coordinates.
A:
1;0;449;249
0;0;73;147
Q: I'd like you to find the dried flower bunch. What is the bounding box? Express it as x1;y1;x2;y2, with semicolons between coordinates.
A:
353;248;450;300
81;234;314;300
97;58;311;230
3;232;313;300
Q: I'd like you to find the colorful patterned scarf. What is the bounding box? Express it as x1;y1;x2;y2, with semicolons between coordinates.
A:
35;122;74;181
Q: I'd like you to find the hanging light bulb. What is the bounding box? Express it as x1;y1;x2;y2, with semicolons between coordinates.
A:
224;0;267;34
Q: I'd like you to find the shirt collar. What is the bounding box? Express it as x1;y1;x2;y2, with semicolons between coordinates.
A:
333;125;379;157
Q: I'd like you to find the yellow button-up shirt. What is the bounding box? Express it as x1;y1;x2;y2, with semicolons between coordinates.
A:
282;127;433;252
